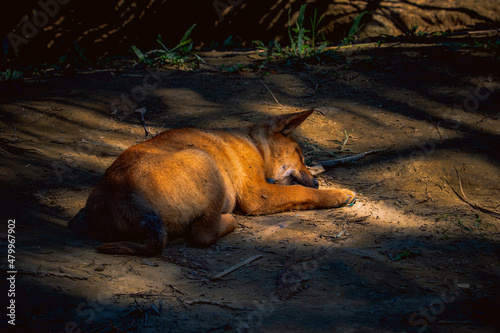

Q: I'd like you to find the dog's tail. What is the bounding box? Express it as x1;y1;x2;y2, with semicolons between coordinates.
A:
97;212;167;256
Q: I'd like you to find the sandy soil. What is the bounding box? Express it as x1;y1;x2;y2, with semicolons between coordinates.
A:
0;41;499;332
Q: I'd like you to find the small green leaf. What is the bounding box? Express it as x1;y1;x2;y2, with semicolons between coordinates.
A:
131;45;145;61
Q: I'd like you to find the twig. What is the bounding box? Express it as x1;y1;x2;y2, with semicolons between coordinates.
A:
347;215;370;225
314;148;390;167
168;284;188;295
13;267;90;280
135;107;151;137
436;320;476;325
259;79;283;107
432;121;443;140
449;166;500;219
306;164;325;176
444;29;500;38
114;292;175;298
364;178;387;193
313;83;320;94
210;254;263;281
10;126;17;143
180;298;253;311
476;114;492;124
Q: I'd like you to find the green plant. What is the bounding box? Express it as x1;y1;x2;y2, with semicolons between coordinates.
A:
473;38;500;50
131;24;203;67
73;41;88;61
253;4;329;62
131;45;146;62
223;35;242;49
458;220;472;232
342;11;369;45
392;250;420;261
219;63;249;73
442;37;500;53
332;129;354;151
209;41;219;49
435;213;458;222
310;8;325;47
406;24;441;39
288;4;329;58
253;6;374;65
403;24;449;40
288;4;308;57
435;214;448;222
253;39;280;64
159;24;196;55
0;68;23;81
471;214;483;229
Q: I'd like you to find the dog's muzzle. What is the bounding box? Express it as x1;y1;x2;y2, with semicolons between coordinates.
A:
266;175;319;189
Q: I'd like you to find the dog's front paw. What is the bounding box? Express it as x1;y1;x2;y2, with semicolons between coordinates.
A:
330;189;356;207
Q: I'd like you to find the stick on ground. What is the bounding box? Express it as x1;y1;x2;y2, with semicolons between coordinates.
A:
259;79;283;107
313;148;390;168
210;254;263;281
450;165;500;219
180;298;253;311
135;107;151;137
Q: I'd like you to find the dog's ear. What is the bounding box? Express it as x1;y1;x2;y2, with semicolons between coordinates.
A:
270;110;314;135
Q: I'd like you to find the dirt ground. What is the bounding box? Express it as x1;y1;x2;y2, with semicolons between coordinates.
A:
1;40;500;333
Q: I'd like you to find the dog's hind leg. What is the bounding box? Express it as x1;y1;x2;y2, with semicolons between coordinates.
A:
220;214;238;237
97;210;168;256
187;210;238;248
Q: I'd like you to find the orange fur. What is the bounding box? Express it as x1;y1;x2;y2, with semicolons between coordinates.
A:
86;110;356;256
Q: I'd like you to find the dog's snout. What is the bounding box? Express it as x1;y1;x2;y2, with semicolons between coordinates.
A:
313;178;319;189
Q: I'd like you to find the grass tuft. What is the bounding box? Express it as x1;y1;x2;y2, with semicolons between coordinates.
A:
131;24;203;68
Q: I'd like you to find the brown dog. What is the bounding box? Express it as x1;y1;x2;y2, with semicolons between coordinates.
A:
86;110;356;256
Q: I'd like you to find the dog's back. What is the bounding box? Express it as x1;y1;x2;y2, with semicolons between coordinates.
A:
86;126;252;255
86;111;356;256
